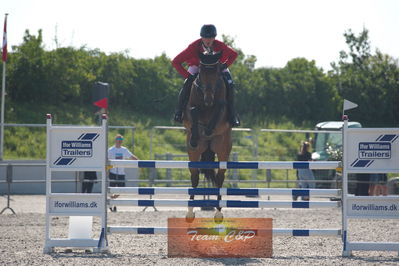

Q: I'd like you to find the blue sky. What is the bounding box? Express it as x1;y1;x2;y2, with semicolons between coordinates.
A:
3;0;399;71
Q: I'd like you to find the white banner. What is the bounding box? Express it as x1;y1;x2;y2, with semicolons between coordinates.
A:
49;127;105;169
345;128;399;173
346;196;399;219
48;194;103;215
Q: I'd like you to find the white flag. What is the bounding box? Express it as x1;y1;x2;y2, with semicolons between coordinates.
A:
343;99;358;111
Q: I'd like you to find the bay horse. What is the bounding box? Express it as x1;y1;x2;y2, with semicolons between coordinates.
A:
182;51;232;223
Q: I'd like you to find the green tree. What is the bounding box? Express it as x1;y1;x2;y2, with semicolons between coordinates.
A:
45;47;97;106
8;30;47;103
4;29;398;128
331;28;399;126
281;58;338;123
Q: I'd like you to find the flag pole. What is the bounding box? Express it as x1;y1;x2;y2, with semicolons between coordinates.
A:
1;13;8;161
1;59;5;160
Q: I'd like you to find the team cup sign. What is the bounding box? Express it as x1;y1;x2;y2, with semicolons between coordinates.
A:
167;218;272;258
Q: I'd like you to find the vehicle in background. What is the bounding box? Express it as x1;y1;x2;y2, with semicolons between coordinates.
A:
311;121;362;193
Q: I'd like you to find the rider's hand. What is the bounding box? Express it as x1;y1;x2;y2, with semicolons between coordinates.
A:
187;74;196;82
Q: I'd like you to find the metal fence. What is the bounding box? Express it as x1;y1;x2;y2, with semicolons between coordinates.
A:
1;124;399;195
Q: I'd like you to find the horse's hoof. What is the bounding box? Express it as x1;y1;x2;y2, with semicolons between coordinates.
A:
189;140;198;148
214;211;223;224
185;212;195;223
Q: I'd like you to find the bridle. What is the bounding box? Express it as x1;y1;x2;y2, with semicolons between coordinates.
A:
193;61;223;98
189;54;227;137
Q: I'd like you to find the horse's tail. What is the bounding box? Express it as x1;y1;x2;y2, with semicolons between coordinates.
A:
200;144;216;185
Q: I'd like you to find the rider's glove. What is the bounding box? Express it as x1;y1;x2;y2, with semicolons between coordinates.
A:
186;73;197;83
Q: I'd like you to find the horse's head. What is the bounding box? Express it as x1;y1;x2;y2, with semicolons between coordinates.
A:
196;52;224;107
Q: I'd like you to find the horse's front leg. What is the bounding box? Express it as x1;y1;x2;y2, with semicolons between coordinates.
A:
212;134;232;224
186;168;199;223
205;101;225;136
214;169;226;223
189;106;200;148
186;148;202;223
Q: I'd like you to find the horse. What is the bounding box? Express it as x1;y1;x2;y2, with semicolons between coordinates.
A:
182;52;232;223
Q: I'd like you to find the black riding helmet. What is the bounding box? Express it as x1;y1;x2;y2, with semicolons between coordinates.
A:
200;24;217;38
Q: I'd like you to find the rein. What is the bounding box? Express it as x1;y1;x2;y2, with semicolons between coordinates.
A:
199;60;219;67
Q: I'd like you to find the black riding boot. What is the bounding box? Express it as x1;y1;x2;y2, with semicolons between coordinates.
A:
222;71;240;127
173;75;195;123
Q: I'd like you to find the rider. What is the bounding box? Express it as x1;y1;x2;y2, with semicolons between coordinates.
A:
171;24;240;127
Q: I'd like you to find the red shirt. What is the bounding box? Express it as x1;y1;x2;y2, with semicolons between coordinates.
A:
172;39;238;79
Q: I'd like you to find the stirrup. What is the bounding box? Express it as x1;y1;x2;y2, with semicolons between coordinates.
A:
230;115;240;127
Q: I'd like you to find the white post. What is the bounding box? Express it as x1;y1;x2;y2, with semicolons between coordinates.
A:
342;115;350;256
99;114;108;252
44;114;52;253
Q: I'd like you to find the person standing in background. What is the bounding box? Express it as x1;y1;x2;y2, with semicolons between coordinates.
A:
369;173;388;196
296;141;315;201
108;134;138;212
82;171;97;193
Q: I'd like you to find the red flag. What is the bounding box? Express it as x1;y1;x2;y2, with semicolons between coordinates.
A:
93;97;108;109
2;15;7;62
